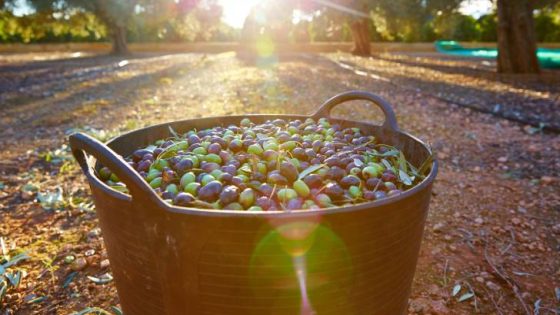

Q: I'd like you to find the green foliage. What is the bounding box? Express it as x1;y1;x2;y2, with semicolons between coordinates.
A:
476;13;497;42
0;10;106;43
433;13;479;41
1;0;559;43
534;5;560;42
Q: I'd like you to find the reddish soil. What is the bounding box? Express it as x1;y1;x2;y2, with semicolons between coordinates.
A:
0;51;558;314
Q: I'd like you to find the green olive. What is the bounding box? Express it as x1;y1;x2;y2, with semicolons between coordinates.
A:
277;188;297;202
180;172;196;187
362;166;380;179
192;147;207;155
293;180;310;197
149;177;162;189
348;186;362;198
201;174;215;186
99;167;112;180
204;153;221;164
239;188;255;209
247;143;264;155
166;184;179;195
184;182;201;195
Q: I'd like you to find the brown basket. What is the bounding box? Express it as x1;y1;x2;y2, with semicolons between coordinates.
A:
70;91;438;315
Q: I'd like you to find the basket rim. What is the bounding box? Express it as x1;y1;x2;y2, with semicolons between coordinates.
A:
85;114;438;217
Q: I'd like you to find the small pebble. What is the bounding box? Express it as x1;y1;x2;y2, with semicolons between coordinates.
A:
71;257;88;271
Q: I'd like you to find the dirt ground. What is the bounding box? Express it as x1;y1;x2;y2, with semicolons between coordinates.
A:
0;50;559;315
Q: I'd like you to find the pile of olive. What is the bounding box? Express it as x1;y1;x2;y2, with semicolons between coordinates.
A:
98;118;419;211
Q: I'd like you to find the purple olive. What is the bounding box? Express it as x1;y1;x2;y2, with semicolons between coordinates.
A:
325;166;346;181
366;178;382;190
256;196;272;210
198;181;222;202
219;185;240;205
382;171;398;183
303;174;323;188
279;162;298;182
340;175;361;188
267;171;288;186
175;159;193;173
173;192;195;206
324;182;344;200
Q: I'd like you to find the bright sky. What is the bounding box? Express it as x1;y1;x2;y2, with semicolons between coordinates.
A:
11;0;494;27
458;0;493;19
218;0;263;29
218;0;494;29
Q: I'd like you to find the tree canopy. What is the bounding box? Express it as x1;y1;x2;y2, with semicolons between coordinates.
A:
0;0;559;48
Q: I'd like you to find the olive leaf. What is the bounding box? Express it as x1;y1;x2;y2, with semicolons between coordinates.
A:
168;126;180;139
381;159;395;173
109;185;128;193
398;170;413;186
452;284;461;297
63;271;78;288
0;281;7;303
73;307;112;315
418;155;434;177
298;164;326;180
156;141;188;160
87;273;113;284
145;144;157;152
2;253;29;268
353;158;364;167
367;149;400;158
458;292;474;302
398;151;408;173
111;306;123;315
5;270;21;287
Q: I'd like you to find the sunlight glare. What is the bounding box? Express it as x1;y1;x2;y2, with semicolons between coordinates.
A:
218;0;263;29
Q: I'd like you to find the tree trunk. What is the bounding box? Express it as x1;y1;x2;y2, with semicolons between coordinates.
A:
497;0;539;73
350;18;371;56
110;24;129;55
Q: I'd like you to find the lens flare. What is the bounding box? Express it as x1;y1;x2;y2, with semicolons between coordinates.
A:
249;218;353;313
294;255;316;315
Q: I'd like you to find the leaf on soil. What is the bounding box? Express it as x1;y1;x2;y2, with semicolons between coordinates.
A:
458;292;474;302
25;295;46;304
0;281;7;302
87;273;113;285
3;252;29;268
21;183;39;193
5;270;22;287
73;307;112;315
0;237;7;261
452;284;461;297
63;271;78;288
36;187;64;210
110;306;123;315
534;299;541;315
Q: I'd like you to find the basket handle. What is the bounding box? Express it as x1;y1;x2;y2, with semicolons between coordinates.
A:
69;132;162;204
312;91;399;132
